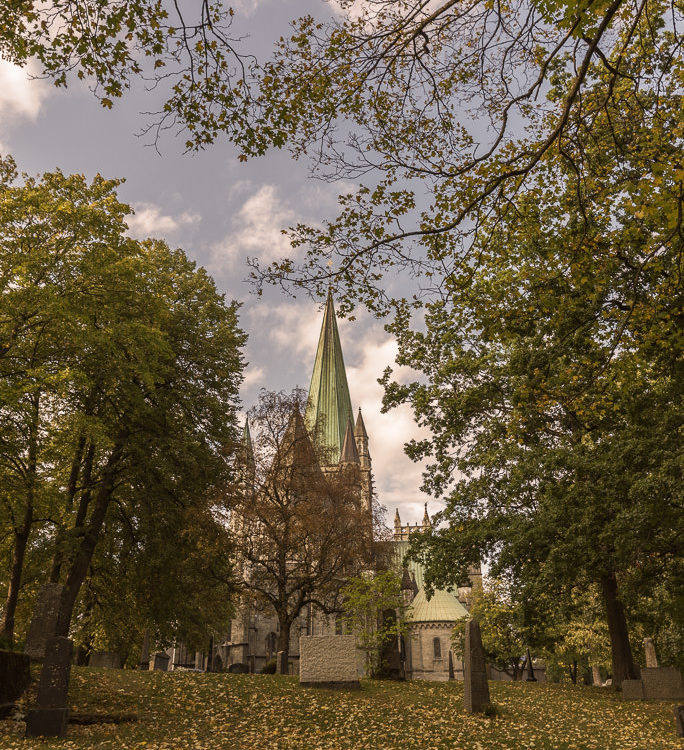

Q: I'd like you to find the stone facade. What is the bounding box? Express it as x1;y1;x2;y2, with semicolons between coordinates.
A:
405;623;463;682
299;635;362;688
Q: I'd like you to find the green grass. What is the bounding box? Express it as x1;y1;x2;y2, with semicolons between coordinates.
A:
1;666;680;749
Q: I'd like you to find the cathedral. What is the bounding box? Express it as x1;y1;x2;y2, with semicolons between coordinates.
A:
218;292;478;680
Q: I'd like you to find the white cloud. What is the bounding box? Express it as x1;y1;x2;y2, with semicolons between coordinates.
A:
242;365;265;390
126;203;200;238
0;59;50;152
0;59;49;121
211;184;296;273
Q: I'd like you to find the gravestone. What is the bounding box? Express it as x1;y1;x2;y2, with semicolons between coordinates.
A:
24;583;63;661
89;651;122;669
195;651;203;670
150;652;170;672
448;650;455;681
0;650;31;718
641;667;684;701
25;636;73;738
276;650;288;675
228;662;249;674
299;635;361;689
622;679;645;701
674;705;684;738
622;668;684;702
139;630;150;670
643;638;658;668
525;648;537;682
463;619;490;713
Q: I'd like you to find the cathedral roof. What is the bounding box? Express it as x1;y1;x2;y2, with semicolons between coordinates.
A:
406;587;469;623
340;418;360;463
305;290;354;465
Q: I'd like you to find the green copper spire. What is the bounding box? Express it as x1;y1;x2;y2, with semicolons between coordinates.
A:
305;290;354;465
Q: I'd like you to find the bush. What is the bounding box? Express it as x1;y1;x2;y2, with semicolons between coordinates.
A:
261;659;276;674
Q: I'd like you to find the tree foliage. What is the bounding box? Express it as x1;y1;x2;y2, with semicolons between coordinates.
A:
0;156;245;652
340;570;409;677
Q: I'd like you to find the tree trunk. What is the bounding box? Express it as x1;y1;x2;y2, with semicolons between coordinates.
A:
54;443;122;637
277;616;291;666
0;396;39;643
601;573;639;688
0;502;33;643
569;660;578;685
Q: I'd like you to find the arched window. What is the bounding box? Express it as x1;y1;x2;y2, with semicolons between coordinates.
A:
433;637;442;659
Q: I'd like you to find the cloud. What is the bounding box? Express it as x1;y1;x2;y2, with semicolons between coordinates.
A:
126;203;200;238
0;59;49;122
211;184;296;274
242;365;265;390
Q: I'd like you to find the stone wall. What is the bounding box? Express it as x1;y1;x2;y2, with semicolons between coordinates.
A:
406;623;462;682
299;635;362;687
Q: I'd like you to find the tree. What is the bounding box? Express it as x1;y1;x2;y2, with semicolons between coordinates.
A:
0;156;246;645
229;389;379;665
452;579;526;680
244;1;681;312
0;0;257;147
339;570;409;677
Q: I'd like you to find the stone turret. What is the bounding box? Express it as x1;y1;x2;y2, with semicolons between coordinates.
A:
354;408;370;469
340;418;360;464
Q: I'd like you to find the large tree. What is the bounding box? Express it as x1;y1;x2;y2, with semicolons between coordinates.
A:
229;389;380;664
0;156;246;644
232;2;682;688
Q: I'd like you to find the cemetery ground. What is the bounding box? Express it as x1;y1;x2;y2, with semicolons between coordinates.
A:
1;667;680;750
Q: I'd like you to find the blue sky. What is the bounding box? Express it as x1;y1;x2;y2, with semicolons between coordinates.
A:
0;0;440;527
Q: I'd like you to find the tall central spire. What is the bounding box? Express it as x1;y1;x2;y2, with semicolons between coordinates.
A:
305;290;354;465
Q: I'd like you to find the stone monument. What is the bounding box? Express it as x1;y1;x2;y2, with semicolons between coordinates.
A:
0;650;31;718
463;619;490;713
88;651;122;669
139;630;150;670
25;636;73;738
674;705;684;738
525;648;537;682
24;583;63;661
299;635;361;689
276;650;288;675
448;650;455;681
643;638;658;668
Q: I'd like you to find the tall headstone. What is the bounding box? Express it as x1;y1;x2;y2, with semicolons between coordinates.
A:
463;619;490;713
139;629;150;670
276;650;288;675
25;636;73;738
195;651;204;671
525;647;537;682
24;583;63;661
448;650;455;681
643;638;658;668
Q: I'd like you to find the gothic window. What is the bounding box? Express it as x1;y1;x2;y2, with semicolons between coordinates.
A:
433;637;442;659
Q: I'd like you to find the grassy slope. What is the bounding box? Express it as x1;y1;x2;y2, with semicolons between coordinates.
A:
1;667;679;749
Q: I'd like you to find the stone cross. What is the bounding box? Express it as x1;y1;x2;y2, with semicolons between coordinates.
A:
463;619;491;713
643;637;658;668
24;583;63;661
25;636;73;738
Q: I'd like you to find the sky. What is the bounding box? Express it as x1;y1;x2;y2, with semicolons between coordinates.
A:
0;0;440;529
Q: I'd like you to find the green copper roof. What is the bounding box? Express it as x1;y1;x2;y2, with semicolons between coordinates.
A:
305;291;353;465
406;587;469;623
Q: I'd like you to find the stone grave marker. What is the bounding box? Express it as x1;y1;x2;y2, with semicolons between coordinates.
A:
463;619;490;713
674;705;684;738
643;638;658;668
139;629;150;670
525;648;537;682
276;650;288;675
150;652;171;671
0;650;31;718
448;650;455;681
25;636;73;738
299;635;361;689
89;651;122;669
24;583;63;661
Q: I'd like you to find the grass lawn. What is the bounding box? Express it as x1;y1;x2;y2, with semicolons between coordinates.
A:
1;667;680;749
